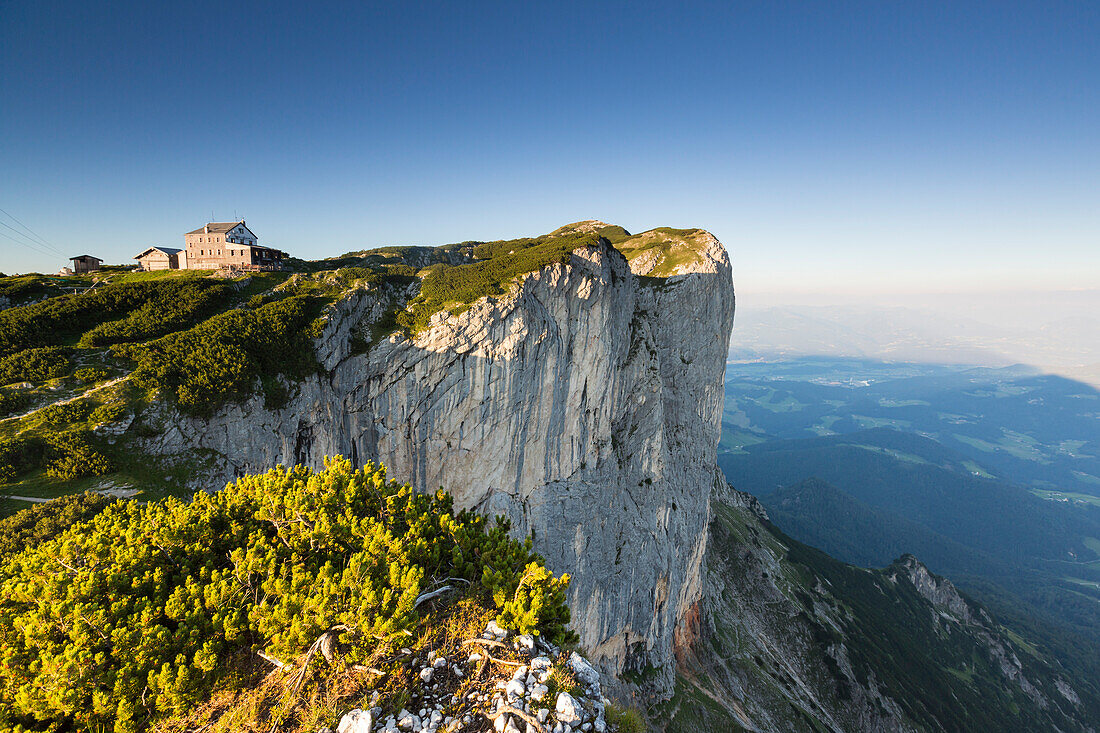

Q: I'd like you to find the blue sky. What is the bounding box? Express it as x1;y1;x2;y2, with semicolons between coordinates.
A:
1;0;1097;295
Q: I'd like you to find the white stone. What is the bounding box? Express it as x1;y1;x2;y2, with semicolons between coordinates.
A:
555;692;582;725
494;714;508;733
432;656;447;668
537;708;550;723
487;620;508;639
567;653;600;689
419;667;433;684
503;717;522;733
530;656;552;671
336;709;373;733
397;710;421;731
505;679;526;699
529;683;549;702
516;634;536;651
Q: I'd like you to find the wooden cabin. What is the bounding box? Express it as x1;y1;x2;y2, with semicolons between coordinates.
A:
69;255;102;274
134;246;184;271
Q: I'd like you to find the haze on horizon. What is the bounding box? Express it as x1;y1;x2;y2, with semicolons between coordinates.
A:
1;1;1097;299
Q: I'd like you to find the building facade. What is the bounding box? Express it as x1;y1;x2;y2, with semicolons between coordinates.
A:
69;255;102;274
134;246;183;271
183;221;286;270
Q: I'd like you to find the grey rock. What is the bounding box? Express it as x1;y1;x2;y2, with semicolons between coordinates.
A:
335;709;372;733
505;678;526;699
139;233;734;696
555;692;582;725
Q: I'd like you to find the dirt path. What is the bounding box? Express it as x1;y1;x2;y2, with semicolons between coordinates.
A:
1;375;128;424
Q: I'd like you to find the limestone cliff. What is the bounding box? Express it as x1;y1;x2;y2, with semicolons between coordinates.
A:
140;223;736;697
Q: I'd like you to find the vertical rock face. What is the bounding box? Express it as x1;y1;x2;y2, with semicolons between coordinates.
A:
144;230;735;695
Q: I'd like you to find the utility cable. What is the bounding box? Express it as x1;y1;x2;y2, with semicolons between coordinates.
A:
0;207;63;254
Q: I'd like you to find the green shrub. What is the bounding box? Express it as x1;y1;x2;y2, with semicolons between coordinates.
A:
0;388;29;417
0;436;42;483
90;401;127;426
117;295;322;416
0;279;233;357
398;232;600;332
0;457;572;731
606;704;647;733
0;492;114;557
74;365;110;384
42;429;111;480
38;399;93;427
0;275;66;303
0;346;73;383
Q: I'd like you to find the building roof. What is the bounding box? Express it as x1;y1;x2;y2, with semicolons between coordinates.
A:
70;254;102;261
185;221;248;235
134;246;182;259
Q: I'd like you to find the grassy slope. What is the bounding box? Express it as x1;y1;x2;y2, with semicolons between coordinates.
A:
669;498;1099;732
0;268;367;511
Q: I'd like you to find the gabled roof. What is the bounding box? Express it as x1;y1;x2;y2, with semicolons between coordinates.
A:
134;246;182;259
70;254;102;261
185;221;254;236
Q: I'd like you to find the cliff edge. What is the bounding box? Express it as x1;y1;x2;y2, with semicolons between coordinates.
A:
141;223;736;697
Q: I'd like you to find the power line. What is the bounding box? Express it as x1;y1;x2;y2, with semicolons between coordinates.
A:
0;219;58;254
0;228;58;258
0;207;63;254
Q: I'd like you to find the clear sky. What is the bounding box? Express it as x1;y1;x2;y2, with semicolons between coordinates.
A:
1;0;1097;295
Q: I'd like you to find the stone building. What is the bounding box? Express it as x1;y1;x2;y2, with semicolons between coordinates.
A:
183;221;286;270
134;246;184;271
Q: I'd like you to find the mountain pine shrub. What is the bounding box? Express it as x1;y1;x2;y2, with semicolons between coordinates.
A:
116;294;322;416
397;232;601;332
0;457;572;732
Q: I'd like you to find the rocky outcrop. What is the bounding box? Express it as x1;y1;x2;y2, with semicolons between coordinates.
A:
667;492;1094;732
889;554;1058;711
333;621;613;733
138;228;736;698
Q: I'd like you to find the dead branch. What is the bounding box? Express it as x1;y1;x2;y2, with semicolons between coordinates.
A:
461;637;510;650
350;664;387;675
257;650;287;669
490;705;549;733
414;585;454;608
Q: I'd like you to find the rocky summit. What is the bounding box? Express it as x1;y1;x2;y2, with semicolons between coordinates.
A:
139;223;736;697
